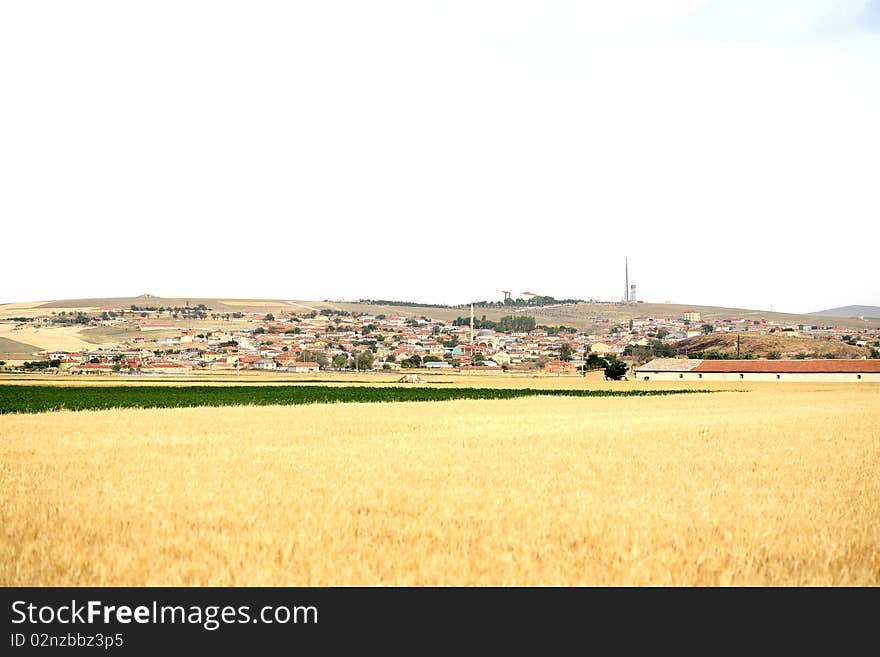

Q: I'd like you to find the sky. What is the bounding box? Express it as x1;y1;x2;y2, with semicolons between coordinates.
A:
1;1;878;313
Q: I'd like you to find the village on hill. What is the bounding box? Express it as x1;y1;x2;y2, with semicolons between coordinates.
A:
2;297;878;378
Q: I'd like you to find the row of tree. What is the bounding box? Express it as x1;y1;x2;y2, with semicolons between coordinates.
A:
469;296;583;308
451;315;538;332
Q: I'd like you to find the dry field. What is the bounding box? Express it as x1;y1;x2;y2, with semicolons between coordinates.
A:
1;382;878;586
0;323;105;353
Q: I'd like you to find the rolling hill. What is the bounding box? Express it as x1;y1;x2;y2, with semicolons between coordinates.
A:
0;336;41;359
673;333;870;359
2;295;880;337
811;305;880;318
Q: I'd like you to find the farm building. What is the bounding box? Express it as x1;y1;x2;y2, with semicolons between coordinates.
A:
590;342;613;356
544;360;578;373
635;358;880;382
140;361;190;374
287;361;320;373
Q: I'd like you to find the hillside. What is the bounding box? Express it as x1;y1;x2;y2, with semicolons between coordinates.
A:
0;336;41;359
674;334;870;359
3;295;880;334
811;305;880;318
316;300;880;330
33;296;319;314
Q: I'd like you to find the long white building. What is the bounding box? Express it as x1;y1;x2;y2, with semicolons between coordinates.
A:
635;358;880;382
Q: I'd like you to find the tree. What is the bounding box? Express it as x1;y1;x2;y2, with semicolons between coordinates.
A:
356;350;375;371
498;315;536;332
559;343;574;361
603;355;628;380
647;339;674;358
701;324;715;334
264;313;275;321
767;351;781;360
299;350;329;367
332;353;349;369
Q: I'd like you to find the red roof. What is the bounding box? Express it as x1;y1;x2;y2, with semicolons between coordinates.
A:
693;360;880;373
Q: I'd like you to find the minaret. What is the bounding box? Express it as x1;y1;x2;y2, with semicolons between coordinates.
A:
470;303;474;345
625;258;629;302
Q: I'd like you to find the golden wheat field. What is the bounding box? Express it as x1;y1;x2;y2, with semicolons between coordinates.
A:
1;382;878;586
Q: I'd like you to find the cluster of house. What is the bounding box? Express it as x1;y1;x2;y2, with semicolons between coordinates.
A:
7;305;879;375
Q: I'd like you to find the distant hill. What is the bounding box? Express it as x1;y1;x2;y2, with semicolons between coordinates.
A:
3;295;880;332
811;305;880;318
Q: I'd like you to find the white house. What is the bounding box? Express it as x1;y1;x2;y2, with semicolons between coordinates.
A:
287;361;319;373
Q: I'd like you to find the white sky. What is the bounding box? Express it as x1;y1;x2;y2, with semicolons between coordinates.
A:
1;1;878;313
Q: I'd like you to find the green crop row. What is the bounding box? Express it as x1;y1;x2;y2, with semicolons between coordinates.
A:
0;385;715;415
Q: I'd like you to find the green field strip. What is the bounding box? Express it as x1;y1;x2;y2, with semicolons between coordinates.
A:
0;385;717;414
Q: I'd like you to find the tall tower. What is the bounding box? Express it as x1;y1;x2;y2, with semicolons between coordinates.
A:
630;284;636;303
625;258;629;302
